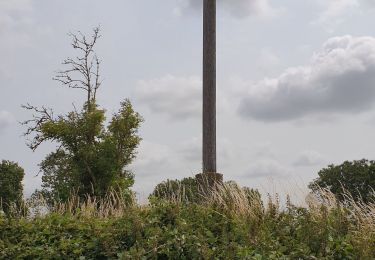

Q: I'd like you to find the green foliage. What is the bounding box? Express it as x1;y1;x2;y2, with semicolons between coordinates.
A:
309;159;375;203
23;28;143;205
150;177;202;203
33;98;142;205
1;198;374;259
150;178;262;208
0;160;25;215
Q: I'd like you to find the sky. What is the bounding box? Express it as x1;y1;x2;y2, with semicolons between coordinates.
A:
1;0;375;202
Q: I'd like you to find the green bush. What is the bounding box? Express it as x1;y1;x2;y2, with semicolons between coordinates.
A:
309;159;375;203
1;190;374;259
150;177;202;203
0;160;25;216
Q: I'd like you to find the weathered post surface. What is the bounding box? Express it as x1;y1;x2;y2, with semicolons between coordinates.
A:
197;0;223;190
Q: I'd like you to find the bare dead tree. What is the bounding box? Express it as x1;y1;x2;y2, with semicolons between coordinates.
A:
22;27;102;150
53;27;102;107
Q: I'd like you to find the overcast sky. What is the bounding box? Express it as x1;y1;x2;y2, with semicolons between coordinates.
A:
1;0;375;201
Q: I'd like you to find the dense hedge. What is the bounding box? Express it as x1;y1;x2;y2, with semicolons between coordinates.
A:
1;200;374;259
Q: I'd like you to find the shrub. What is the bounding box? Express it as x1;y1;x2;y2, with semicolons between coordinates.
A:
150;177;202;203
309;159;375;203
1;186;374;259
0;160;25;215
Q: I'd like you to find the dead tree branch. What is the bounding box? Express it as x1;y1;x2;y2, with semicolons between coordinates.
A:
53;27;102;106
21;103;55;150
22;27;102;151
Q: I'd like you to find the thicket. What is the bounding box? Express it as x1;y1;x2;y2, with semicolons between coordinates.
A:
1;183;374;259
22;28;143;205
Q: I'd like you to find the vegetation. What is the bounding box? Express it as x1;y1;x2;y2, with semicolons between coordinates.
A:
309;159;375;203
151;177;262;206
1;183;374;259
0;160;25;215
22;28;143;205
151;177;204;203
1;28;374;258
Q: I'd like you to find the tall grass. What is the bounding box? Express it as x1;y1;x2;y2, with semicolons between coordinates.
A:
22;188;135;219
152;180;375;256
2;181;374;258
17;181;375;235
306;187;375;256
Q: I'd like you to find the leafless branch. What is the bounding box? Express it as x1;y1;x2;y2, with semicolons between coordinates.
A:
21;103;55;150
53;26;102;106
22;27;102;151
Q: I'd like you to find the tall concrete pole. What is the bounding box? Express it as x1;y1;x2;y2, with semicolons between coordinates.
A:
199;0;223;186
203;0;216;174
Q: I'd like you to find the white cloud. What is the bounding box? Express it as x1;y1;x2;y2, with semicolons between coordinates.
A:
257;49;281;75
131;141;172;177
253;142;276;159
294;150;326;167
311;0;375;31
175;0;276;18
312;0;358;30
0;111;15;132
135;75;229;121
0;0;33;32
239;35;375;122
135;75;201;120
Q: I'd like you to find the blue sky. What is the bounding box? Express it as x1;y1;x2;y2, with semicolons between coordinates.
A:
1;0;375;201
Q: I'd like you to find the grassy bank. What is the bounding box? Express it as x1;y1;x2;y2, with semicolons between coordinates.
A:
1;184;374;259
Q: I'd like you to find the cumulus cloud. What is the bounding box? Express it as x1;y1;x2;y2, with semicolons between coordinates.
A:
293;150;326;167
239;35;375;122
135;75;201;120
0;111;15;132
175;0;276;18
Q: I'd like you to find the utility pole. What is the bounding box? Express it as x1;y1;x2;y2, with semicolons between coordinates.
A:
197;0;223;188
